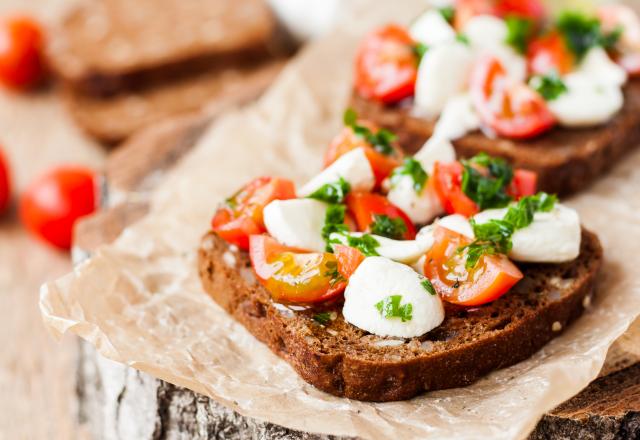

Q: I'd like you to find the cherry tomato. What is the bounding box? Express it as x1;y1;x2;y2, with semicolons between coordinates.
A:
527;32;575;76
345;192;416;239
0;149;10;214
455;0;545;30
432;161;479;217
334;244;365;279
249;235;346;304
0;16;45;89
508;169;537;198
20;166;96;250
423;226;523;306
470;55;555;139
212;177;295;250
324;124;403;187
354;24;418;104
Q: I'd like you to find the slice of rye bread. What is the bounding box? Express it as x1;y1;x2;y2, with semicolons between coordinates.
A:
63;58;286;143
198;228;602;402
350;80;640;196
47;0;277;92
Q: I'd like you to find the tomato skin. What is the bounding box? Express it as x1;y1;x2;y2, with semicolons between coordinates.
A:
527;32;574;76
423;226;523;306
249;235;346;304
345;192;416;239
0;16;45;89
0;149;11;214
354;24;418;104
20;166;96;250
334;244;365;279
508;169;537;198
212;177;296;250
324;125;402;187
470;55;555;140
432;161;479;217
455;0;545;30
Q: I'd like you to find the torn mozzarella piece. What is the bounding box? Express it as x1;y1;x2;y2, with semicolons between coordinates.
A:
266;0;338;41
330;232;434;264
414;136;457;171
410;9;456;47
436;214;474;238
473;204;581;263
576;47;627;87
431;94;481;140
414;41;474;117
263;199;328;252
297;148;375;197
343;257;445;338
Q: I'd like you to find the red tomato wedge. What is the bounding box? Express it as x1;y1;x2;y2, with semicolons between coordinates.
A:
345;192;416;239
432;161;479;217
508;169;537;198
20;165;96;250
527;31;575;76
354;24;418;104
249;235;346;304
0;16;45;89
334;244;365;279
324;125;403;187
423;226;523;306
455;0;545;30
470;55;555;139
212;177;295;250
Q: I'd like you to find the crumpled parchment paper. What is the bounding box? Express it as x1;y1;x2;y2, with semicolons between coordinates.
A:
40;1;640;438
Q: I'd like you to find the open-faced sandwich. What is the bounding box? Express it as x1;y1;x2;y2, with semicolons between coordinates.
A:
198;111;602;402
350;1;640;195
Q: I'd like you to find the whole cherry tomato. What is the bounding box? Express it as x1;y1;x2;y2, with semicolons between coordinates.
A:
20;166;97;250
0;16;45;89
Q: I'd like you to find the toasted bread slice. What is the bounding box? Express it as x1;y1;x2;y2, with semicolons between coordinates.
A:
63;58;286;143
198;229;602;402
350;81;640;196
47;0;276;89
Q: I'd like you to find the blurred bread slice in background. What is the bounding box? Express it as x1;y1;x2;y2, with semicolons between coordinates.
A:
47;0;294;143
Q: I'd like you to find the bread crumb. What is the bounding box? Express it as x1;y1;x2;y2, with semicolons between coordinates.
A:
222;251;236;267
582;295;592;308
552;321;562;332
373;339;405;347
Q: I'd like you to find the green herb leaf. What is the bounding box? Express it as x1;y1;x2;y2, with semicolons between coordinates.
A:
456;33;470;45
343;109;397;156
324;260;346;287
557;11;622;60
438;6;455;23
391;157;428;193
313;312;332;325
322;204;349;252
412;42;429;61
307;177;351;204
345;233;380;257
375;295;413;322
529;73;568;101
461;153;514;211
370;214;407;240
421;278;437;296
505;16;533;54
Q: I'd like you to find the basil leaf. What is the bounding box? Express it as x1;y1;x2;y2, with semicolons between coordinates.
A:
345;233;380;257
391;157;428;193
313;312;332;325
370;214;407;240
307;177;351;204
456;33;470;45
412;42;429;61
375;295;413;322
529;73;568;101
461;154;514;211
557;11;621;60
438;6;454;23
505;16;533;54
322;204;349;252
343;109;397;156
421;279;437;296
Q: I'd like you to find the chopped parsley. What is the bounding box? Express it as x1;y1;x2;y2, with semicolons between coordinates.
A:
557;11;622;60
375;295;413;322
391;157;428;193
324;260;346;287
456;33;470;45
313;312;332;325
421;278;437;296
370;214;407;240
307;177;350;204
505;16;534;54
460;192;557;268
322;204;349;251
438;6;455;23
529;73;568;101
461;153;514;211
412;42;429;61
343;109;397;156
331;232;380;256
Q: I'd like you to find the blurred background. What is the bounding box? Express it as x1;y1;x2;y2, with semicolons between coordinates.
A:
0;0;636;438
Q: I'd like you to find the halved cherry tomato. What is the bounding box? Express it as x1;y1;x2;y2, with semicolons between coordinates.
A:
527;32;575;76
0;16;45;89
354;24;418;104
0;149;10;214
324;124;403;186
212;177;295;250
432;161;479;217
470;55;555;139
20;165;96;250
345;192;416;239
423;226;523;306
508;169;537;198
455;0;545;30
334;244;365;279
249;235;346;304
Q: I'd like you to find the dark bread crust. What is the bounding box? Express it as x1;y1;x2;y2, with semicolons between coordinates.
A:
350;81;640;196
198;229;602;402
